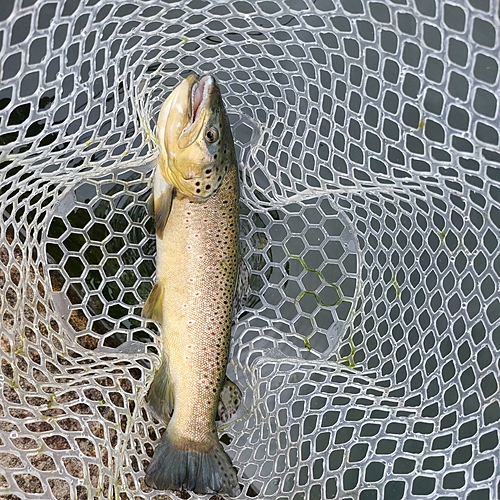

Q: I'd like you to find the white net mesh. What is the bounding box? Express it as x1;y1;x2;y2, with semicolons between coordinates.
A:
1;0;499;498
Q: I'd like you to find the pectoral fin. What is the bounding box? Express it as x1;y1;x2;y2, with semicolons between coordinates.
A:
153;168;175;239
147;193;155;216
155;187;175;239
142;281;164;323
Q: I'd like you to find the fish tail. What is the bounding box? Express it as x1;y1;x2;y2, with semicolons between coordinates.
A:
147;357;174;419
145;430;240;496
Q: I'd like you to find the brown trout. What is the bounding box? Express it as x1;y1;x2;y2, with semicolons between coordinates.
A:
143;74;240;496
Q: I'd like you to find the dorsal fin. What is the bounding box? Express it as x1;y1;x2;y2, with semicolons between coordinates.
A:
232;256;251;317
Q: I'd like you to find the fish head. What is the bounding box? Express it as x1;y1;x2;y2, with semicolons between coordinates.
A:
157;73;234;200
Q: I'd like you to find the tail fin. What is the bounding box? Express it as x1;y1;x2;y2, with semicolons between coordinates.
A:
145;431;240;496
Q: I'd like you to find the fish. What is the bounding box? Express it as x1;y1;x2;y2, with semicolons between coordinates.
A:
142;73;241;497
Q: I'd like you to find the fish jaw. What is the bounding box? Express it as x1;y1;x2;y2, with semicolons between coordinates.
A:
156;73;233;201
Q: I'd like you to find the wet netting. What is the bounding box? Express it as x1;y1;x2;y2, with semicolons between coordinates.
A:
0;0;499;499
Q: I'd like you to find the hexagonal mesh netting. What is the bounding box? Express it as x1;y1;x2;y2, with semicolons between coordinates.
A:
0;0;499;499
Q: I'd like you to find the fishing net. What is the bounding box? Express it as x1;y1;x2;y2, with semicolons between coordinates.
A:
0;0;499;498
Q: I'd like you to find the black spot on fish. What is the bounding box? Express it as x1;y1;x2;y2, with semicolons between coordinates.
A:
206;185;211;190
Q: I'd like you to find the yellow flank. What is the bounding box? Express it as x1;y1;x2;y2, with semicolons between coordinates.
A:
143;73;241;496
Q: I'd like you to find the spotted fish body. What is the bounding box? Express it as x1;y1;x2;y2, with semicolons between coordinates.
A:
143;74;240;496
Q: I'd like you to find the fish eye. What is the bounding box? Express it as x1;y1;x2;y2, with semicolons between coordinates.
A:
205;128;218;143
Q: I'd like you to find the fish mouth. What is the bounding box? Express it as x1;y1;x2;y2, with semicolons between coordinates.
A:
189;75;214;124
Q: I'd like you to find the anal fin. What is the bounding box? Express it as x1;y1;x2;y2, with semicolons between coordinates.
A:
147;356;174;420
142;281;164;323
